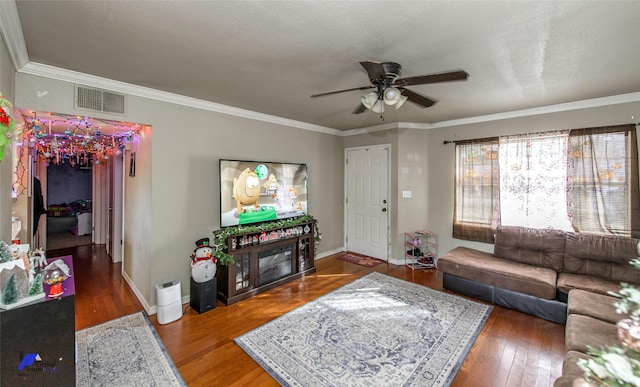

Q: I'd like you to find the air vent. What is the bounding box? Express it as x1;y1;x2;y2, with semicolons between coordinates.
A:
75;85;126;115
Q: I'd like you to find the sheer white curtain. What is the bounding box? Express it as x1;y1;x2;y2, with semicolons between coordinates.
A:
499;131;573;230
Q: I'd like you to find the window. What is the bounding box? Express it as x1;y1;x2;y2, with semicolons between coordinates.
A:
453;125;638;243
453;138;499;243
499;130;573;231
568;126;639;236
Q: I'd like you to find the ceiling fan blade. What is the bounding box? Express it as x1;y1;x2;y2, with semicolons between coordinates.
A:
310;85;374;98
400;88;437;108
396;70;468;86
352;103;367;114
359;60;386;83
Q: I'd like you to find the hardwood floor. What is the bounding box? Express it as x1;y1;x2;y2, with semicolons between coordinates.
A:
49;244;145;330
57;245;565;386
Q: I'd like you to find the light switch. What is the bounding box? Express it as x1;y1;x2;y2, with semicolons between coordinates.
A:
402;190;412;198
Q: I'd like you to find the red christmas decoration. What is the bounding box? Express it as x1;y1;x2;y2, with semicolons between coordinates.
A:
0;108;8;126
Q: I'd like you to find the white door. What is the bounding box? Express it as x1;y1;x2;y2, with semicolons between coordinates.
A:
109;153;124;263
346;146;390;260
92;161;108;244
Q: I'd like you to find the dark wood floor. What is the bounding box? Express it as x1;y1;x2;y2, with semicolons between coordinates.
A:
54;244;565;387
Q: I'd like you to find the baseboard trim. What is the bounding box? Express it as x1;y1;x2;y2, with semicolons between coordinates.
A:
315;247;345;260
121;269;152;314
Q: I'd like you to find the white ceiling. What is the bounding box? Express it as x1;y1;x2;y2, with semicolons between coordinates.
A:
9;0;640;131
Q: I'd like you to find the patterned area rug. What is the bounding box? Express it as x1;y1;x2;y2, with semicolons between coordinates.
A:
76;312;186;387
338;253;386;267
235;272;493;386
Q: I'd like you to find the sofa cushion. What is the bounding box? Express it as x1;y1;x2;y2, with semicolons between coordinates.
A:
437;247;558;300
553;375;580;387
567;289;628;324
557;272;621;297
553;351;593;387
565;314;618;353
563;233;640;284
494;226;566;271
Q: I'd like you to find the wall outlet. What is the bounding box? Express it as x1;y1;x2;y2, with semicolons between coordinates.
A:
402;190;412;198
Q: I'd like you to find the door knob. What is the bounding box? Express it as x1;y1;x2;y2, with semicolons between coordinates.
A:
382;208;387;212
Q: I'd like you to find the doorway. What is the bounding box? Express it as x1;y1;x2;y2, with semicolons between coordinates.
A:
13;109;135;263
45;159;93;250
345;145;390;260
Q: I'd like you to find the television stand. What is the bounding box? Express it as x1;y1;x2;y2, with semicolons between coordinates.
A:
216;221;315;305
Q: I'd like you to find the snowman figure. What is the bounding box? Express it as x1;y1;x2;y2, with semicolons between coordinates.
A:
190;238;217;283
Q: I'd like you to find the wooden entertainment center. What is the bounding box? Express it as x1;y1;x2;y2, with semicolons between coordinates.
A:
216;220;316;305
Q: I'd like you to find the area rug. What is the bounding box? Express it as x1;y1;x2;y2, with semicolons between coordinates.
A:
235;272;492;386
337;253;386;267
76;311;186;387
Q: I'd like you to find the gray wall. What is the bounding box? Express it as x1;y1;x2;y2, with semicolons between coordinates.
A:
0;35;16;243
15;73;345;309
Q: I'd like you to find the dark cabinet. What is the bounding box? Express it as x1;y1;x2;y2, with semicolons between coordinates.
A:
0;255;75;386
217;221;316;305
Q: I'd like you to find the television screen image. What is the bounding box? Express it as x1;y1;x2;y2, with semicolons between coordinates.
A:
220;160;308;227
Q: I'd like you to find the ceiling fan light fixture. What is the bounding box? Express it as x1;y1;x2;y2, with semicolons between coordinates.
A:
372;99;385;114
311;61;468;119
383;87;401;105
395;95;408;110
361;92;378;109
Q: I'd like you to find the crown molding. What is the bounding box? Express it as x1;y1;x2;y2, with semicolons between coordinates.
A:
341;122;443;137
343;122;400;136
18;62;343;136
426;92;640;130
0;0;29;70
343;92;640;135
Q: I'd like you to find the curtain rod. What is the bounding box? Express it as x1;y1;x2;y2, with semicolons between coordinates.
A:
444;135;500;145
443;136;498;145
444;124;637;145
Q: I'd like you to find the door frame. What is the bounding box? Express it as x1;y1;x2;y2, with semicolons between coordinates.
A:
343;144;391;260
109;152;124;263
33;153;47;249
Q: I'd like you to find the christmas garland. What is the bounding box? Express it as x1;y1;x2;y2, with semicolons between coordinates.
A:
212;215;321;265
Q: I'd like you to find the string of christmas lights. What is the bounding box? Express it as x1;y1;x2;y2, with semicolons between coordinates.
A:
18;110;143;166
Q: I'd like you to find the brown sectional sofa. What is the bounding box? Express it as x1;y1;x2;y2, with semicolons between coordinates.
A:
436;226;640;386
555;291;629;386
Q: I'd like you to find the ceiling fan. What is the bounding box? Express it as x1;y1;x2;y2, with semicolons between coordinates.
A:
310;61;469;115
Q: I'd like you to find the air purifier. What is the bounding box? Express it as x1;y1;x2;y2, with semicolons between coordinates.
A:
156;280;182;324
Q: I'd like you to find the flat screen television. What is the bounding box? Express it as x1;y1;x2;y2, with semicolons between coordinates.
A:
219;159;308;227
